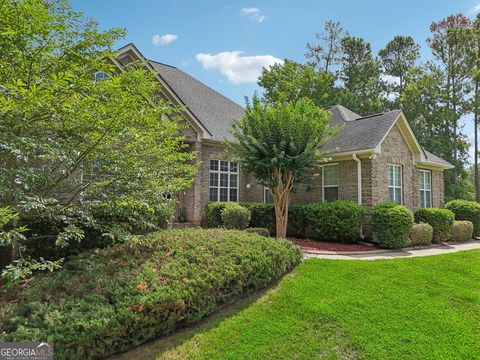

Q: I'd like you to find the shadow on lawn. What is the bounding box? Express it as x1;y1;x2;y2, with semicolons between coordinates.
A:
108;284;277;360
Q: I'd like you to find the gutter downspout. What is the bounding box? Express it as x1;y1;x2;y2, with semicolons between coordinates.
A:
352;154;362;205
352;153;364;240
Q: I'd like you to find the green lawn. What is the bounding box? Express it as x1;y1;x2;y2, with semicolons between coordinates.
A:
151;250;480;360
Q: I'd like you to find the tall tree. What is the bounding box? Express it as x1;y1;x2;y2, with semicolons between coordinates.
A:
258;59;337;107
229;97;337;238
338;36;383;115
401;64;470;201
0;0;197;248
472;15;480;202
379;36;420;96
305;20;347;73
428;14;473;194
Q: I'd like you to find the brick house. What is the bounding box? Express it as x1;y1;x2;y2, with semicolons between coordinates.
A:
114;44;454;227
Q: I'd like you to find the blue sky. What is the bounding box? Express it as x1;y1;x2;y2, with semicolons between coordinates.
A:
72;0;478;161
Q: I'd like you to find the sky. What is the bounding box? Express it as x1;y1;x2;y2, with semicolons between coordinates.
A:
72;0;479;162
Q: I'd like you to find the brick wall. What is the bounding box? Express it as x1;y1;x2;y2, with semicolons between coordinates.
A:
177;124;446;227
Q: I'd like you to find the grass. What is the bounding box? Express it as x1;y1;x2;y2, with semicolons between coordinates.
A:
138;250;480;360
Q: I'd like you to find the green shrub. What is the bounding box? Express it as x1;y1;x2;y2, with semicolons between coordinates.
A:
286;205;309;238
451;221;474;242
446;200;480;237
414;208;454;243
372;203;414;249
241;203;276;234
22;200;174;260
205;202;229;228
306;201;364;242
0;229;301;359
221;203;251;230
409;223;433;247
245;227;270;237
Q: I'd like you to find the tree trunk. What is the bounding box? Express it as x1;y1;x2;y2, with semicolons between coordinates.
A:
271;169;293;238
476;78;480;202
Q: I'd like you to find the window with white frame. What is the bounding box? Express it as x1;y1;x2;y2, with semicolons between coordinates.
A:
388;164;403;204
264;186;274;203
209;160;238;202
323;164;339;201
419;170;432;208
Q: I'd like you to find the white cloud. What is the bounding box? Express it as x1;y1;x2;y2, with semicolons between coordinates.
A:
470;3;480;14
241;7;266;23
152;34;178;46
195;51;283;84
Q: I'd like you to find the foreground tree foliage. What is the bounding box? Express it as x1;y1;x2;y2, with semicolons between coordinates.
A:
229;97;337;238
0;0;196;270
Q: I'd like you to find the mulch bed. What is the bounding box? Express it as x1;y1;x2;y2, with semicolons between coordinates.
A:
292;239;380;252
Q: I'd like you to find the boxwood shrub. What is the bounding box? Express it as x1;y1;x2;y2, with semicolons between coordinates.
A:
306;201;364;242
242;201;364;240
446;200;480;237
221;203;251;230
205;202;229;228
0;229;301;359
245;227;270;237
409;223;433;247
372;203;414;249
414;208;454;243
241;203;276;234
451;220;474;242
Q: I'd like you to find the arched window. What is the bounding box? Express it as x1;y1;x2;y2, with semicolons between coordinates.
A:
94;71;109;81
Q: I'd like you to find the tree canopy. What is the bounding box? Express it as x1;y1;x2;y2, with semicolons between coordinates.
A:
229;97;337;237
0;0;197;259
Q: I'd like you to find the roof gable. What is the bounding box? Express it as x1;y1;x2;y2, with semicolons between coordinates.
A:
148;60;244;142
323;110;401;153
324;106;453;169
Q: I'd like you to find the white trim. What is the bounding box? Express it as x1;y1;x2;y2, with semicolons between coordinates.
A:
388;164;403;205
322;163;339;201
263;186;273;204
352;154;362;204
209;160;239;202
116;43;212;141
419;169;432;208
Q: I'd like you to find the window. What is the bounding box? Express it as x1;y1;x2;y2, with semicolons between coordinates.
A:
209;160;238;202
264;187;274;203
323;164;339;201
419;170;432;208
388;164;403;204
94;71;109;81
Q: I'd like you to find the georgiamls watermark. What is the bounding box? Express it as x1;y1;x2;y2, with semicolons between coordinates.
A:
0;342;54;360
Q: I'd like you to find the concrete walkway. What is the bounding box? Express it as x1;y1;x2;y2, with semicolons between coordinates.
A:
303;240;480;260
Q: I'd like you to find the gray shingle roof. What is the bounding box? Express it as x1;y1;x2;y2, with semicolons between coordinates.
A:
146;58;451;168
149;60;244;141
424;150;452;166
323;109;401;153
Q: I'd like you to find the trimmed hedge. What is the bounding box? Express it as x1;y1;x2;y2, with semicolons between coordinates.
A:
241;201;364;241
451;221;474;242
221;203;251;230
241;203;276;234
409;223;433;247
446;200;480;237
372;203;414;249
306;201;364;243
0;229;301;359
414;208;454;243
205;202;229;228
245;227;270;237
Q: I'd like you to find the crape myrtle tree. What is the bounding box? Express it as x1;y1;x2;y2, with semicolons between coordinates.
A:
229;97;338;238
0;0;197;258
